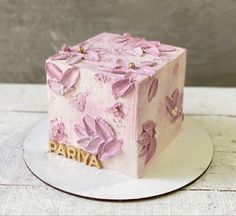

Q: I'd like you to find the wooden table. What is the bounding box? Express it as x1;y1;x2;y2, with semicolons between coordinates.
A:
0;84;235;215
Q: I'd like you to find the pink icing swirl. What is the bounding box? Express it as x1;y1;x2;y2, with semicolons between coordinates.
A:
74;115;123;161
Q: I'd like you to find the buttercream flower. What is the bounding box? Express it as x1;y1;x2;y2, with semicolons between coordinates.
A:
100;58;157;76
165;89;184;122
51;42;99;65
148;78;158;102
138;120;158;164
45;62;80;96
74;115;123;161
49;118;67;143
109;102;125;119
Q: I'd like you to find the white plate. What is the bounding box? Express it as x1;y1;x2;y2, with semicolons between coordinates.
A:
23;116;213;201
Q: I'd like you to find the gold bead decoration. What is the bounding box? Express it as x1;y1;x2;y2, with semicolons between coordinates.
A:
128;62;136;69
79;47;85;53
154;127;160;137
171;106;180;116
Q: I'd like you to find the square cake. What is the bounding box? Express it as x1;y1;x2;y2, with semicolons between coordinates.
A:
45;32;186;178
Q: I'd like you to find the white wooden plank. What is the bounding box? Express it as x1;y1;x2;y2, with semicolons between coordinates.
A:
1;84;236;115
191;116;236;152
0;112;236;191
0;84;47;113
0;185;235;216
184;87;236;116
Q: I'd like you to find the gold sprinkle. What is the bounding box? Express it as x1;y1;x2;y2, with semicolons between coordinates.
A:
79;47;85;53
128;62;136;69
171;106;180;116
154;128;160;137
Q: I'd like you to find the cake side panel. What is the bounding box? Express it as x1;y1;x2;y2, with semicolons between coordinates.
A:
136;50;187;177
46;61;138;177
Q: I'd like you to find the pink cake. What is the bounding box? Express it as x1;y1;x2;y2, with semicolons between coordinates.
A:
45;32;186;178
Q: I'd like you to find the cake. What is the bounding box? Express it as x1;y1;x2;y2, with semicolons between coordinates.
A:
45;32;186;178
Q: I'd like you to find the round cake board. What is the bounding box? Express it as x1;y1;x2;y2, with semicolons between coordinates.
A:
23;116;213;201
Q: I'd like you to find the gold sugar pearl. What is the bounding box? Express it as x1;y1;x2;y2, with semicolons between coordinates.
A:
154;128;160;136
128;62;136;69
171;106;180;116
79;47;85;53
115;107;120;112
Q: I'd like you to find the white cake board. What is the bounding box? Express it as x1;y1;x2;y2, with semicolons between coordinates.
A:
23;116;213;201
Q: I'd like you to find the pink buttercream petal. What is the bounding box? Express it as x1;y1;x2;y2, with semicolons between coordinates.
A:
77;137;91;148
137;132;152;147
51;53;69;60
145;138;156;164
59;67;80;89
143;120;156;136
95;118;116;141
74;124;87;138
148;78;158;102
172;89;179;105
83;115;96;136
149;41;161;46
45;62;62;80
139;145;149;157
159;44;176;52
116;58;127;68
99;139;123;161
177;92;183;108
67;54;83;65
166;96;175;113
112;78;135;99
61;44;70;52
137;61;156;67
143;46;160;57
85;136;104;155
48;80;63;94
84;50;100;61
135;66;156;76
112;33;131;43
74;114;123;159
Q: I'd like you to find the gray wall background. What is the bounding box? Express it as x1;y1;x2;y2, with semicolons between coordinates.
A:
0;0;236;86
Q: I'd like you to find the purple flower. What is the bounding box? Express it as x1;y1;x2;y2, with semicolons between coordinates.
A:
109;102;125;119
74;115;123;161
165;89;184;122
138;120;158;164
51;42;99;65
49;118;67;143
45;62;80;96
100;58;157;76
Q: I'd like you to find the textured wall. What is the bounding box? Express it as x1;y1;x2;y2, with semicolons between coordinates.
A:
0;0;236;86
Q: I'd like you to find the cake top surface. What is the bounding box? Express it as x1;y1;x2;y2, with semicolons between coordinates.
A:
47;33;184;80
